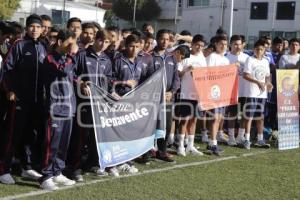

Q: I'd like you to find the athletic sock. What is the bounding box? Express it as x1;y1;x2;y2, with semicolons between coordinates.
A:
168;133;174;144
237;128;245;139
228;128;235;139
187;135;195;149
209;139;217;146
245;133;250;141
179;134;185;148
217;130;224;138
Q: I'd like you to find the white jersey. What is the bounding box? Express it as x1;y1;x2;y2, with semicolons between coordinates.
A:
226;52;249;97
278;54;300;69
243;56;270;98
206;52;230;67
178;53;207;100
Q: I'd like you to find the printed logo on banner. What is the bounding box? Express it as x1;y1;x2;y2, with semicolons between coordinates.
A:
280;76;296;97
103;150;112;163
210;85;221;100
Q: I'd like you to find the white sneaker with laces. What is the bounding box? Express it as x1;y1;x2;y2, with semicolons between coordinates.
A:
236;137;245;145
118;164;139;174
21;169;42;180
109;167;120;177
0;173;15;184
186;146;204;156
177;147;186;156
40;178;59;190
53;174;76;186
227;137;237;146
128;165;139;174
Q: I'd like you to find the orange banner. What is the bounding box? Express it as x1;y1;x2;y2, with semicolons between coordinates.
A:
192;64;238;110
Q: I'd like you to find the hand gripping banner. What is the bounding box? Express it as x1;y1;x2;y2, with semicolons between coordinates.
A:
89;67;166;170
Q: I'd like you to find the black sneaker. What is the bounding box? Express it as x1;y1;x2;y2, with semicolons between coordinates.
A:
206;145;224;156
140;154;151;165
156;152;176;163
72;169;84;182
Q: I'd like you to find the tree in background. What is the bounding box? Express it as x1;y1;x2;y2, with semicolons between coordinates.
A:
112;0;161;21
104;10;117;27
0;0;20;19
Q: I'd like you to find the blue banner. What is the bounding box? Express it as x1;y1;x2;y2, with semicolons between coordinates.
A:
89;68;166;169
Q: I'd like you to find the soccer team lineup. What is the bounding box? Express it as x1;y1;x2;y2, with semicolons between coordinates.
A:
0;11;299;200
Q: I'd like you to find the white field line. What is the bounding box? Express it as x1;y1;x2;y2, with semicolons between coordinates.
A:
0;151;268;200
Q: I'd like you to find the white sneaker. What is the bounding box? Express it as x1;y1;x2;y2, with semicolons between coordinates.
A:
186;146;204;156
202;134;209;143
0;173;15;184
217;133;228;143
109;167;119;177
40;178;59;190
118;164;138;174
236;137;245;145
129;165;139;174
21;169;42;180
53;174;76;186
227;137;237;146
177;147;186;156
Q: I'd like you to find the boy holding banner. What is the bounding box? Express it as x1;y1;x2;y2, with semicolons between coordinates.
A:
242;40;273;149
176;34;207;156
205;35;230;155
111;34;150;175
68;30;113;182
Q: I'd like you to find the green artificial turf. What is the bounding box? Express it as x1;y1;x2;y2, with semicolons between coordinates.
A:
1;144;299;200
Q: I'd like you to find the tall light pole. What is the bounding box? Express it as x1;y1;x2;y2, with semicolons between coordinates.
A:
229;0;234;38
133;0;137;27
174;0;178;32
62;0;66;28
220;0;225;27
271;0;276;38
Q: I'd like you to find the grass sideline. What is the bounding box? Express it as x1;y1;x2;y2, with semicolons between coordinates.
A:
0;143;299;200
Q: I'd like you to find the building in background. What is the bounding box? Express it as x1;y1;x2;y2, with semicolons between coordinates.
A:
114;0;299;47
11;0;300;47
170;0;300;46
10;0;106;28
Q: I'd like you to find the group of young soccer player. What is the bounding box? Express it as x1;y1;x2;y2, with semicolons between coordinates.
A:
0;14;299;190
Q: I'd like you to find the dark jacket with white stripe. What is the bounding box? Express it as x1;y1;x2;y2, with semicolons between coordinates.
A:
2;35;47;103
151;50;180;93
76;46;112;91
43;51;77;117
